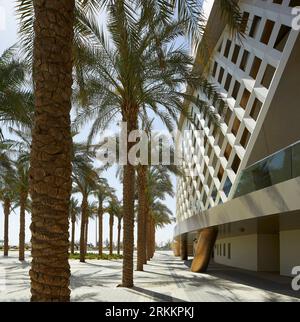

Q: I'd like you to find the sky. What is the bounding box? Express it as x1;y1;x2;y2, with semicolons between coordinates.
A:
0;0;184;247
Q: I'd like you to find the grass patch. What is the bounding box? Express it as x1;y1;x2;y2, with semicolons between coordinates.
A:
69;252;123;260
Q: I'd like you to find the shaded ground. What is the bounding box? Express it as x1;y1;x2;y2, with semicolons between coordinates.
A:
0;251;299;302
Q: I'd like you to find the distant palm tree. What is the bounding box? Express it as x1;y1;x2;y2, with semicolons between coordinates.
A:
0;47;33;140
150;201;174;258
106;196;121;255
115;206;123;255
69;197;81;255
72;143;98;262
0;146;16;257
93;178;114;256
146;166;175;260
84;200;98;254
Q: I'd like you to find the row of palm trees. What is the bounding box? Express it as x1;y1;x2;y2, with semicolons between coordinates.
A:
0;123;174;263
0;0;244;301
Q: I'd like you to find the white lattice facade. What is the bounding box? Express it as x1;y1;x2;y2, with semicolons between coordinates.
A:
176;0;300;224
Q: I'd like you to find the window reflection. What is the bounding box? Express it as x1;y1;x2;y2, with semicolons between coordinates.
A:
234;141;300;198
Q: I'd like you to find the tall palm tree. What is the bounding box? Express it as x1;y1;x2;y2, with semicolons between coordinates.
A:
69;197;81;254
20;0;76;302
17;0;109;301
74;12;226;286
135;123;182;270
17;0;244;294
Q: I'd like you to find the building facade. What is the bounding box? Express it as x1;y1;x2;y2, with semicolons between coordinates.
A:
175;0;300;276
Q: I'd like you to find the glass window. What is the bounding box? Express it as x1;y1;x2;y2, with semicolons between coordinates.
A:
212;61;218;77
232;155;241;173
224;73;232;92
241;12;250;33
224;143;232;160
261;65;276;89
232;118;241;136
231;45;241;64
224;177;232;197
240;89;251;109
232;81;241;100
240;128;251;149
250;98;263;121
292;142;300;178
249;16;262;38
240;50;250;71
260;20;275;45
224;39;232;58
250;57;262;79
274;25;291;52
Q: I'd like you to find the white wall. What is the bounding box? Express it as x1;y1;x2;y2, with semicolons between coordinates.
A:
280;230;300;277
214;234;258;271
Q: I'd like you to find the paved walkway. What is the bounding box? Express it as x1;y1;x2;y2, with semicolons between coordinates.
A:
0;251;299;302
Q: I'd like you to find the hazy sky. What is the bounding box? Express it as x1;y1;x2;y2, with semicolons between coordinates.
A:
0;0;179;246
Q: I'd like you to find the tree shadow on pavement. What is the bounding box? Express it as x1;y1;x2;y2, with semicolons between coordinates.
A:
131;286;186;302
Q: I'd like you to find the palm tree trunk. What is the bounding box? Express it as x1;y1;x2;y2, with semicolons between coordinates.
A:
109;213;114;255
151;219;155;258
143;208;148;265
122;163;135;287
19;191;27;261
84;217;89;255
121;116;137;288
3;198;10;256
136;165;147;271
80;196;88;262
70;213;75;255
117;218;121;255
29;0;74;302
98;204;103;256
146;213;152;261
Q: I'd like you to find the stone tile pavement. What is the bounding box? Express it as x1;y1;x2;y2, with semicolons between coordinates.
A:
0;251;299;302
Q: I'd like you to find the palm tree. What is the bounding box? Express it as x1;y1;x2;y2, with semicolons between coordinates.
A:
0;47;33;140
145;166;174;260
106;196;121;255
69;197;81;254
17;0;110;301
73;2;231;286
17;0;244;294
72;142;98;262
18;0;75;302
15;154;30;261
136;123;182;270
115;205;123;255
93;178;114;256
0;148;16;257
84;200;98;255
150;201;174;258
6;129;32;261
